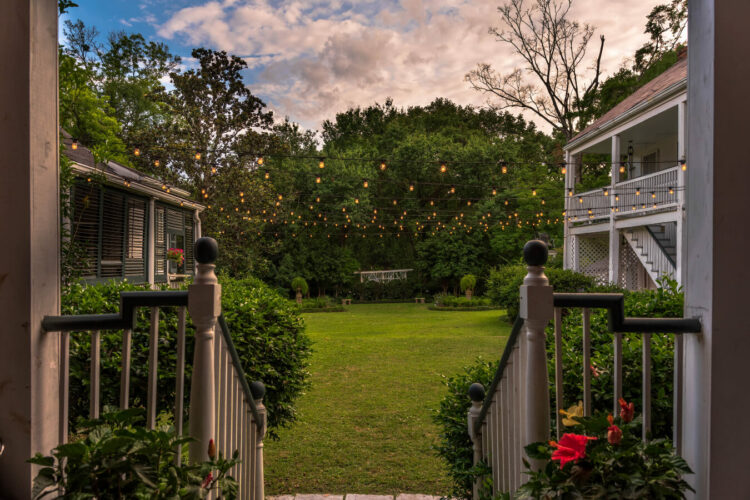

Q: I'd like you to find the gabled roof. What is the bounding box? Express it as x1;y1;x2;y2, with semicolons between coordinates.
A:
567;55;687;147
61;131;204;211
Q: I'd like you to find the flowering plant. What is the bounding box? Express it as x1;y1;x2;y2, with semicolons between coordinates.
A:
167;247;184;265
512;400;693;499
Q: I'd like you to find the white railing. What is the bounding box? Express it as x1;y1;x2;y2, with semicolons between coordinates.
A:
569;166;682;222
623;226;676;283
42;237;265;499
468;240;700;498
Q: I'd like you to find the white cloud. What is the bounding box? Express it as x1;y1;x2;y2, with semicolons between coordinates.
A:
158;0;662;130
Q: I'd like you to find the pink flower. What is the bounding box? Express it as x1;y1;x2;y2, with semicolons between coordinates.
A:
550;433;597;469
201;472;213;489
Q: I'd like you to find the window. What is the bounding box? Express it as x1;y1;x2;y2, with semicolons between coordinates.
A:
642;150;660;176
154;203;196;282
71;179;148;282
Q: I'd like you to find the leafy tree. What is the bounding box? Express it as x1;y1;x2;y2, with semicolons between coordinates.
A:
466;0;605;139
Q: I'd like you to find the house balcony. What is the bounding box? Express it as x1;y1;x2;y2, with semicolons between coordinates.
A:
567;165;684;227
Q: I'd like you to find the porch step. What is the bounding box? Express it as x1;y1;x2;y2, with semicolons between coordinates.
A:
269;495;448;500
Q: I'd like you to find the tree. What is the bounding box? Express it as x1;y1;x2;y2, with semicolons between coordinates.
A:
466;0;604;139
634;0;687;73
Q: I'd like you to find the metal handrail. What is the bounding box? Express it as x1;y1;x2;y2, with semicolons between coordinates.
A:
552;293;701;333
474;316;525;435
217;314;263;431
41;290;188;332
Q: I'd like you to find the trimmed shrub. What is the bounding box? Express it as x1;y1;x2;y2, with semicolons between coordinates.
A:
433;357;498;499
486;265;595;320
434;294;492;308
291;276;309;296
62;276;311;438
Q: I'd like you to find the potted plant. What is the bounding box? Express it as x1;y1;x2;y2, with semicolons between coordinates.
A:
460;274;477;300
167;247;184;269
291;277;308;305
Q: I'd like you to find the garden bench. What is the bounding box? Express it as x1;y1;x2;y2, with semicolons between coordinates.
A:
414;297;425;304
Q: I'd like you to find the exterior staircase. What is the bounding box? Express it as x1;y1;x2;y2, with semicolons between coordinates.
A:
622;223;677;285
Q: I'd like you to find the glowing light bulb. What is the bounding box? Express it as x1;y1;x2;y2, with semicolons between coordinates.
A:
319;158;325;169
651;191;656;199
492;188;497;196
264;171;270;179
450;186;455;194
363;180;369;188
532;188;537;196
134;147;140;156
195;152;201;160
154;160;160;167
504;199;509;206
71;139;78;150
568;189;573;197
409;184;414;192
669;186;674;195
603;188;609;196
440;162;447;173
380;161;387;171
636;187;641;196
211;167;217;174
257;156;264;165
561;164;567;174
316;176;321;184
619;163;626;174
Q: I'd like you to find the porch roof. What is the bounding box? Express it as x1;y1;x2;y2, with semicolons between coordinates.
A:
61;132;205;211
566;55;687;150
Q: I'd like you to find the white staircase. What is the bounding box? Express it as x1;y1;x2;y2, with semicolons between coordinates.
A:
622;224;676;285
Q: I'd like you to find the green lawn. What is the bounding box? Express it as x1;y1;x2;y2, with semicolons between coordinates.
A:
264;303;511;495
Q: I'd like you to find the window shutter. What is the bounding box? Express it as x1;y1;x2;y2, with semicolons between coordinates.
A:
72;180;100;278
184;212;194;275
100;190;125;278
155;206;166;280
124;198;147;279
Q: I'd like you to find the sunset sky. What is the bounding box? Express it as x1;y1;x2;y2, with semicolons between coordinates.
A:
62;0;663;131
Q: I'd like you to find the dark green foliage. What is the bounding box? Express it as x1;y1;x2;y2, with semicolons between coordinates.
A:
290;276;309;295
433;358;498;499
434;295;493;309
62;277;311;437
29;408;239;499
486;265;596;320
460;274;477;293
516;411;692;499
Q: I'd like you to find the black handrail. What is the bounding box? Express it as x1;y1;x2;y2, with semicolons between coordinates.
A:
217;314;264;430
41;291;188;332
645;225;677;268
553;293;701;333
42;290;264;430
474;316;525;435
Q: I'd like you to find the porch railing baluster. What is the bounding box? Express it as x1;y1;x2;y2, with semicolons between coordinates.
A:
120;328;132;409
60;331;70;444
613;332;623;415
582;308;592;416
147;307;160;429
554;308;563;438
175;307;186;464
90;330;101;419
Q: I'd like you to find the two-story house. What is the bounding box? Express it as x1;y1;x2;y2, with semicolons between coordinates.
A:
563;52;687;289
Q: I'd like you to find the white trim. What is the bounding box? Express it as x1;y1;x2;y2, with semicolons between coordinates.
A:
614;210;679;229
569;223;610;236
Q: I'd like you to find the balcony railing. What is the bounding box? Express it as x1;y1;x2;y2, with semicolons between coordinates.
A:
467;240;700;498
41;238;265;500
568;166;683;223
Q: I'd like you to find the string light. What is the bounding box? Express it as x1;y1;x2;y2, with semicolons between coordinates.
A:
500;162;508;174
531;187;537;196
380;160;387;171
635;187;641;196
450;186;455;194
264;171;270;179
319;158;325;169
602;187;609;196
211;166;217;174
154;160;160;167
560;163;567;174
669;186;674;195
568;188;573;197
71;139;78;150
316;176;321;184
651;191;656;199
409;184;415;192
492;188;497;196
363;180;369;188
681;159;687;171
134;147;140;157
257;156;264;165
195;152;201;160
619;162;626;174
440;162;447;173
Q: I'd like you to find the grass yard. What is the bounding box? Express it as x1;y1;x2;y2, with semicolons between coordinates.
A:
264;303;511;495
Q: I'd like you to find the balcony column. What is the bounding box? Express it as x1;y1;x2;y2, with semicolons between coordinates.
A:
147;197;156;285
608;135;621;284
0;0;60;496
676;100;687;285
563;151;572;269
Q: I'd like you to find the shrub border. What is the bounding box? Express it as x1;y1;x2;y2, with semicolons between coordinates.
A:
299;306;346;313
428;305;499;311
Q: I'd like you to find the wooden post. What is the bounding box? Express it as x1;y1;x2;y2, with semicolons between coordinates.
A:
250;381;267;500
519;240;554;470
188;237;221;462
0;0;60;495
609;135;621;284
467;383;485;500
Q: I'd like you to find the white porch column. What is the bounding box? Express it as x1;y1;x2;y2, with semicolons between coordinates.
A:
147;197;156;285
675;100;687;285
563;151;572;269
608;135;621;284
684;1;750;497
0;0;60;496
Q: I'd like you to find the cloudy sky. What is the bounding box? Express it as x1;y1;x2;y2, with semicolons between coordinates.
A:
63;0;662;131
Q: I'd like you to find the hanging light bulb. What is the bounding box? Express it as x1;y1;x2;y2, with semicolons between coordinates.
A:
355;198;360;204
450;186;455;194
603;187;609;196
316;196;320;202
532;187;537;196
578;196;583;204
568;188;573;197
278;194;283;200
636;187;641;196
319;158;325;169
264;170;270;179
541;198;546;205
681;159;687;171
504;199;509;206
257;156;264;165
363;180;369;188
430;200;434;206
560;163;567;174
440;162;447;173
134;147;140;157
393;199;398;205
409;184;414;192
195;152;201;160
154;159;160;167
669;186;674;195
71;139;78;150
651;191;656;199
316;176;321;184
492;188;497;196
211;166;217;174
500;161;508;174
380;160;387;171
467;200;472;206
615;193;619;201
161;183;167;190
619;162;626;174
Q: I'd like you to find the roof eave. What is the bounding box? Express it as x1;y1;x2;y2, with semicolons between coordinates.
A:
565;78;687;152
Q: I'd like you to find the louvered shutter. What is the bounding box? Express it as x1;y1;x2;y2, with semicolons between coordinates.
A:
124;198;147;280
72;179;100;278
184;212;194;275
154;206;167;281
100;190;125;278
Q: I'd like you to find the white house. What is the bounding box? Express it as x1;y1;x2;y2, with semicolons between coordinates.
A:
563;52;687;289
62;134;204;285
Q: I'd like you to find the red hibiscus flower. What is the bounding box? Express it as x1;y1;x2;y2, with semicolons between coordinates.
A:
550;433;597;469
618;398;635;423
201;472;213;489
607;414;622;444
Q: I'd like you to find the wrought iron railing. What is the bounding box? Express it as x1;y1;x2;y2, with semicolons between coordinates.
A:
468;240;700;498
41;238;265;500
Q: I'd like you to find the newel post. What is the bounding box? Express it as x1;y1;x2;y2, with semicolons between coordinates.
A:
468;382;485;500
519;240;554;469
250;381;267;500
188;237;221;462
